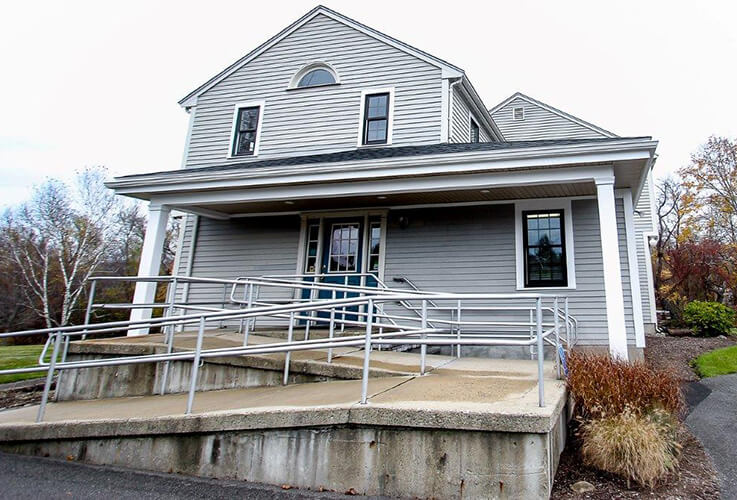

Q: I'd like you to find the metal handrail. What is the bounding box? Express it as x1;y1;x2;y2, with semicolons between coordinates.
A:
1;274;574;423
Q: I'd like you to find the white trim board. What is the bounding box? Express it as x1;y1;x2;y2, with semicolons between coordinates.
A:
226;100;266;159
514;199;576;291
356;87;395;147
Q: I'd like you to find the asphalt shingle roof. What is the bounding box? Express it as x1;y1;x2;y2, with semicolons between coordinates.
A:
118;137;651;180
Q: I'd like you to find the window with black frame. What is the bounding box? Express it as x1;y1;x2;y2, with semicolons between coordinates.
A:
523;210;567;287
470;119;480;143
362;93;389;145
232;106;260;156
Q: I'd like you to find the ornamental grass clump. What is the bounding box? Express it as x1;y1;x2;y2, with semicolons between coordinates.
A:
580;408;681;488
567;352;684;488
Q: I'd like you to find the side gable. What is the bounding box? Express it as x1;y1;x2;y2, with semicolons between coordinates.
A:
490;92;617;141
179;5;463;108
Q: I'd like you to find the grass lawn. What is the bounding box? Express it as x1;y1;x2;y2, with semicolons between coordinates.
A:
0;344;47;384
693;344;737;378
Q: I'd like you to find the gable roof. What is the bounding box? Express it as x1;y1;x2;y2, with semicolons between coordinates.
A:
179;5;464;108
489;92;618;138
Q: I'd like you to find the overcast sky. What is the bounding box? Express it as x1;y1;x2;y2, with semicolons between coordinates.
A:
1;0;736;207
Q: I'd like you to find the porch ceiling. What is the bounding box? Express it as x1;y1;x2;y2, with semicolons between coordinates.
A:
175;181;597;216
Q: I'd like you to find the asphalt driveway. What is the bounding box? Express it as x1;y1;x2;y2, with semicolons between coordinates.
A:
0;451;386;500
686;373;737;499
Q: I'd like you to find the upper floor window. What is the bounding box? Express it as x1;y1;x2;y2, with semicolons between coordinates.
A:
513;106;525;121
229;101;264;157
523;210;567;287
298;69;336;87
470;118;480;143
289;62;340;89
359;88;395;146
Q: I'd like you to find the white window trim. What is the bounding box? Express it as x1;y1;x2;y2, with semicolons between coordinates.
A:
357;87;395;147
515;199;576;290
227;100;265;159
288;61;341;89
512;106;525;121
468;112;480;142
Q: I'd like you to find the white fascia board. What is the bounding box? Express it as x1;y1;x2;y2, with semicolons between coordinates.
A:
633;151;657;206
151;165;612;208
178;6;462;108
108;139;658;197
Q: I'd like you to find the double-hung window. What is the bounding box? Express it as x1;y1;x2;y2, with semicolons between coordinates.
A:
230;103;263;157
362;93;390;145
523;210;567;287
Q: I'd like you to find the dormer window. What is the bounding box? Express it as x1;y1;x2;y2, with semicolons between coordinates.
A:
289;62;340;89
513;107;525;121
470;118;480;143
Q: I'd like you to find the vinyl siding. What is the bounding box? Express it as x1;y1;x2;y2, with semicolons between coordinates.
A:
382;202;635;346
491;96;609;141
449;87;492;143
635;174;657;324
173;201;635;345
175;215;301;326
186;13;443;168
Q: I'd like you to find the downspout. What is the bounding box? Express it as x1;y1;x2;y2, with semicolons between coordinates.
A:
447;78;462;142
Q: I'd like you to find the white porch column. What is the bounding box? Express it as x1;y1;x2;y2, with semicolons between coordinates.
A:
129;203;170;336
595;178;629;359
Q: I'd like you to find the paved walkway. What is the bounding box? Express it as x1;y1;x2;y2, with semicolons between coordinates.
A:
686;373;737;499
0;451;385;499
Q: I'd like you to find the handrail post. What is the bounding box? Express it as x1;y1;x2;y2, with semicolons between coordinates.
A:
360;298;374;404
283;311;295;385
328;290;336;363
564;297;570;347
159;277;178;395
243;283;254;346
536;297;545;408
341;275;348;333
420;299;427;375
81;279;96;341
554;297;561;379
219;284;227;328
456;299;462;359
529;308;535;360
37;330;62;422
185;316;205;415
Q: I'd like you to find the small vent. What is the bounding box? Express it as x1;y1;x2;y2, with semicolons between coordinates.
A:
513;107;524;121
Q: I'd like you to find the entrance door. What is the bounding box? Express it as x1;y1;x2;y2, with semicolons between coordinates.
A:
301;217;376;325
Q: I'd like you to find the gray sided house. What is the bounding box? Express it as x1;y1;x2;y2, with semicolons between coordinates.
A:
108;5;658;360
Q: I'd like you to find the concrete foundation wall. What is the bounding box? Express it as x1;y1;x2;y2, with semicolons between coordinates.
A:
1;419;565;499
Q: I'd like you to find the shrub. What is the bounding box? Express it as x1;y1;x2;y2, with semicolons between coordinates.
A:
683;301;735;337
580;408;680;488
567;352;683;419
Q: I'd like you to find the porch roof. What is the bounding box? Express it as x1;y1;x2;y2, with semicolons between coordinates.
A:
107;137;657;218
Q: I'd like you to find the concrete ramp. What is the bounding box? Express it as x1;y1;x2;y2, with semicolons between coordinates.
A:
0;345;568;499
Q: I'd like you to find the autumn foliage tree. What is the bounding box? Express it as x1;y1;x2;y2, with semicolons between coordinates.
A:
655;136;737;321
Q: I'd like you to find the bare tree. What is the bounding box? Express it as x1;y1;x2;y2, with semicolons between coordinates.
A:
1;168;122;328
654;177;687;294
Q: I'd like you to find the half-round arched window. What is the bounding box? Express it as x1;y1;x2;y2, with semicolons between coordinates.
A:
289;63;340;89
